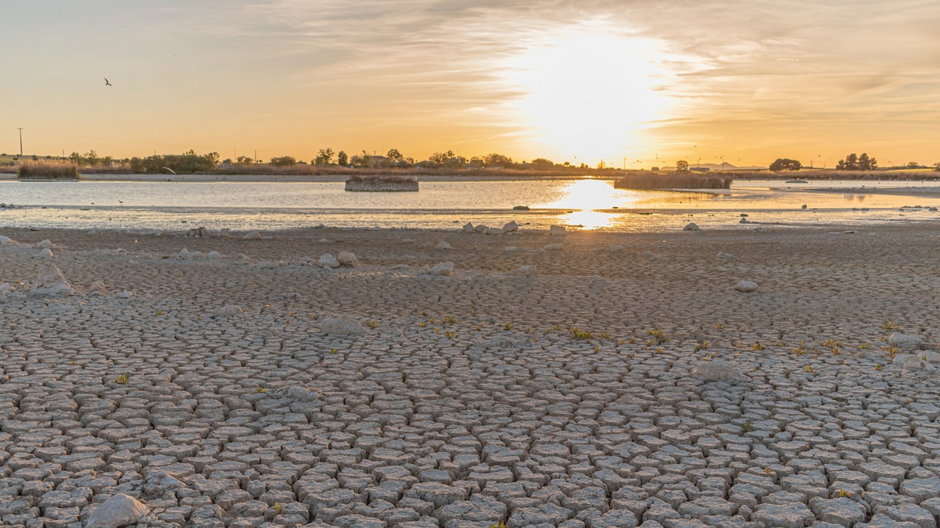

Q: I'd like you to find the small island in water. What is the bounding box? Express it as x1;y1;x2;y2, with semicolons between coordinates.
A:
614;171;733;190
345;174;419;192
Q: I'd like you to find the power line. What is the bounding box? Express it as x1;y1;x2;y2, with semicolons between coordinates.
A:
17;128;23;156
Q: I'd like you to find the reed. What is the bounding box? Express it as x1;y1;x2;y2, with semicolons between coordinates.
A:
17;161;80;179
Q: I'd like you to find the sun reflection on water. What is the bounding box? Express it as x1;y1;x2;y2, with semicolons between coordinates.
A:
536;180;635;230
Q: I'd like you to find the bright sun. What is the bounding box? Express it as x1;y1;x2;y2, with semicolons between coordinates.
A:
503;25;673;166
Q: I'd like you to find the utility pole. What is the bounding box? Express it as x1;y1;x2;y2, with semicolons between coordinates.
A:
17;128;23;156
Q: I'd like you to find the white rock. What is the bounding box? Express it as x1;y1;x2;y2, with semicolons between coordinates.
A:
463;222;474;232
206;251;223;259
215;304;243;316
319;238;330;243
542;243;564;251
501;221;519;233
85;493;150;528
889;332;924;350
429;261;455;276
484;227;503;235
320;317;365;335
0;283;11;293
174;248;191;260
35;239;54;249
116;290;134;298
435;241;453;250
318;253;340;269
734;280;758;292
717;252;733;260
30;264;74;296
0;235;16;245
473;224;488;233
511;265;537;276
683;222;701;231
337;250;360;267
503;246;518;252
242;230;262;240
549;225;566;236
37;248;53;258
892;353;933;371
691;360;746;383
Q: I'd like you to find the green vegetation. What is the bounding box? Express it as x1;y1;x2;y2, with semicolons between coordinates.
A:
570;327;593;340
114;374;129;384
769;158;802;171
17;161;80;179
129;150;219;174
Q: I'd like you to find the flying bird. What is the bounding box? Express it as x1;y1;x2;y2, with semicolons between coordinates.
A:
104;78;112;86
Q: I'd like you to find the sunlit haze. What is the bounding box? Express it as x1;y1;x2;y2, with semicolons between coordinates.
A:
2;1;938;166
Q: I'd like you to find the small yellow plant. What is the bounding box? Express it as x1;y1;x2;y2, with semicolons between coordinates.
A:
713;323;724;330
272;502;282;515
442;316;457;324
503;322;514;331
368;320;379;329
752;342;766;351
490;523;507;528
858;343;873;350
694;341;710;352
874;364;884;371
329;348;338;354
570;327;592;340
803;365;815;373
445;331;456;339
835;489;852;498
883;321;901;330
600;332;611;339
418;321;428;327
114;374;129;385
255;386;267;393
155;309;166;316
647;329;669;344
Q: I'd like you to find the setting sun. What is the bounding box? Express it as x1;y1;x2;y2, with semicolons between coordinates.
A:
503;24;675;166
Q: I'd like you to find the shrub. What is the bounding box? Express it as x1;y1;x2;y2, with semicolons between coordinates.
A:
129;150;219;174
17;161;80;179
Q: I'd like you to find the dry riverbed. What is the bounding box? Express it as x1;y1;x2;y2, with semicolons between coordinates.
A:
1;224;939;528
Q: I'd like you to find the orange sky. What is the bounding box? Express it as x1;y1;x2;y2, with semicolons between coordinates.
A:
2;1;939;167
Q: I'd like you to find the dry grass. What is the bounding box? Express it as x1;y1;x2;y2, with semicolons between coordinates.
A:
17;161;80;179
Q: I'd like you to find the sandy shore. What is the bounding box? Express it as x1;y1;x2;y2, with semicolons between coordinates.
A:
1;224;939;527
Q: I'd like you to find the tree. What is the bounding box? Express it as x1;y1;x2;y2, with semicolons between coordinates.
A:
386;148;404;162
337;151;348;166
934;162;940;172
428;150;455;165
531;158;554;171
676;160;689;172
270;156;296;167
236;155;254;165
313;148;334;166
837;153;858;170
907;161;921;169
484;153;512;167
769;158;802;172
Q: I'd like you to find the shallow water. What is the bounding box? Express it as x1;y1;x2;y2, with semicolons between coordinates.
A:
1;177;938;232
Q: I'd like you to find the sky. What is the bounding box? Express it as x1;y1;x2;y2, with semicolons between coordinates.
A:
2;0;939;167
